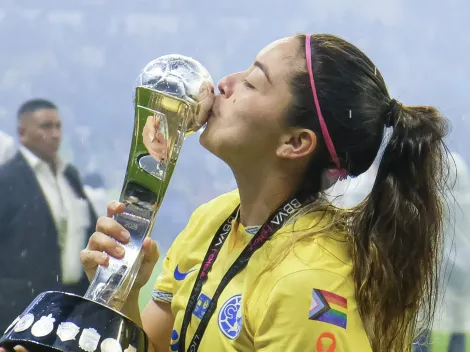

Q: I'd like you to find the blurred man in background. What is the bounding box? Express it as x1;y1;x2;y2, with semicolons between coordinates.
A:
83;171;109;217
0;130;15;164
0;99;97;330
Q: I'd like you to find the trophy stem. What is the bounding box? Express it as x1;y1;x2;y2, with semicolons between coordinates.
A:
82;89;195;314
84;251;145;312
84;210;152;311
111;251;145;308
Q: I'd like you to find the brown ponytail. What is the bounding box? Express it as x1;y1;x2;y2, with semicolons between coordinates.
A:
350;103;450;351
282;34;452;351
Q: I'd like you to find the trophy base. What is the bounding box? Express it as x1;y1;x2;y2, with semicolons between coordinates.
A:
0;291;148;352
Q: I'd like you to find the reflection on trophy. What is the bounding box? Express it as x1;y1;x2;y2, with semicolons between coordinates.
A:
0;55;214;352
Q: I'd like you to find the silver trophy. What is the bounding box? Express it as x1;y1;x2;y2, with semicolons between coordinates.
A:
0;55;214;352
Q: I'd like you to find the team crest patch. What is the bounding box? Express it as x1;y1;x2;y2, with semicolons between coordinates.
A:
218;294;242;340
309;289;347;329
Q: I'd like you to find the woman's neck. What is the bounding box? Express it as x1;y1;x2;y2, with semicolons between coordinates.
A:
233;169;300;227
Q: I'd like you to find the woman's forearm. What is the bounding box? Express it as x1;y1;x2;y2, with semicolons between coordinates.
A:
121;294;160;352
120;290;143;327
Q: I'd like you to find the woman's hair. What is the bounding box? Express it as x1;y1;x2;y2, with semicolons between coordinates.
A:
285;34;451;351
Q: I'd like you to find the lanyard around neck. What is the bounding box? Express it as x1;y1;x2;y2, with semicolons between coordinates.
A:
178;193;316;352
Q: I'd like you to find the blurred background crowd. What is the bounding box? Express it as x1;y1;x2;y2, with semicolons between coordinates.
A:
0;1;469;351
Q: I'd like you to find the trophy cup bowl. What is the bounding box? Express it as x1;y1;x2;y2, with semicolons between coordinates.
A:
0;55;214;352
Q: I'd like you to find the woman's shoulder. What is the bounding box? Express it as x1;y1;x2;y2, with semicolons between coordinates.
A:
188;189;240;224
169;189;240;249
201;189;240;210
255;210;354;287
246;224;363;345
154;190;242;295
282;210;351;261
270;235;353;279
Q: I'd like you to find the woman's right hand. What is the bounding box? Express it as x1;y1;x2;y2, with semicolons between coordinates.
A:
80;201;160;292
0;346;28;352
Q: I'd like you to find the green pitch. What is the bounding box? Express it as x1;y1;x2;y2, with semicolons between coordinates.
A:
430;333;470;351
432;334;447;351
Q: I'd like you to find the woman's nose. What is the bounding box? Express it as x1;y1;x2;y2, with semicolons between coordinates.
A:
217;74;237;99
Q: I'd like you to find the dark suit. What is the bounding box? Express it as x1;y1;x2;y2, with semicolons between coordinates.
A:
0;151;97;330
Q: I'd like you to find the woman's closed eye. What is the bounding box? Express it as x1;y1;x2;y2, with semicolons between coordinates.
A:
243;80;256;90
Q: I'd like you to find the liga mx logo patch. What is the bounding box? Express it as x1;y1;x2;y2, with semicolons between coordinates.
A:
218;294;242;340
193;293;211;319
309;289;347;329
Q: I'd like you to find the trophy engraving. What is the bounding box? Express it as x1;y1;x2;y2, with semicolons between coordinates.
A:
0;54;213;352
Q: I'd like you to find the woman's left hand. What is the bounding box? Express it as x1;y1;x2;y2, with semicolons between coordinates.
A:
195;81;215;127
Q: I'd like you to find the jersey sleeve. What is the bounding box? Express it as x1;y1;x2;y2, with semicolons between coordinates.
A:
152;222;191;304
152;201;209;304
152;252;177;303
253;269;371;352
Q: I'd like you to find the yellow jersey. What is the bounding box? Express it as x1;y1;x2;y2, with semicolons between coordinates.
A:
153;190;372;351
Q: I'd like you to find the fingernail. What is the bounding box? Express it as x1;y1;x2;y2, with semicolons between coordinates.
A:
121;230;130;241
101;253;108;261
116;246;125;256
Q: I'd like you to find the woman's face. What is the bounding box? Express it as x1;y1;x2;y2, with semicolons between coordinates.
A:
200;37;307;167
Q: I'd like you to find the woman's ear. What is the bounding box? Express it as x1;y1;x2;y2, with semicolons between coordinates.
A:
276;128;317;160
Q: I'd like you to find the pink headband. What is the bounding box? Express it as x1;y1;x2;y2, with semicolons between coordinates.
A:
305;34;348;181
